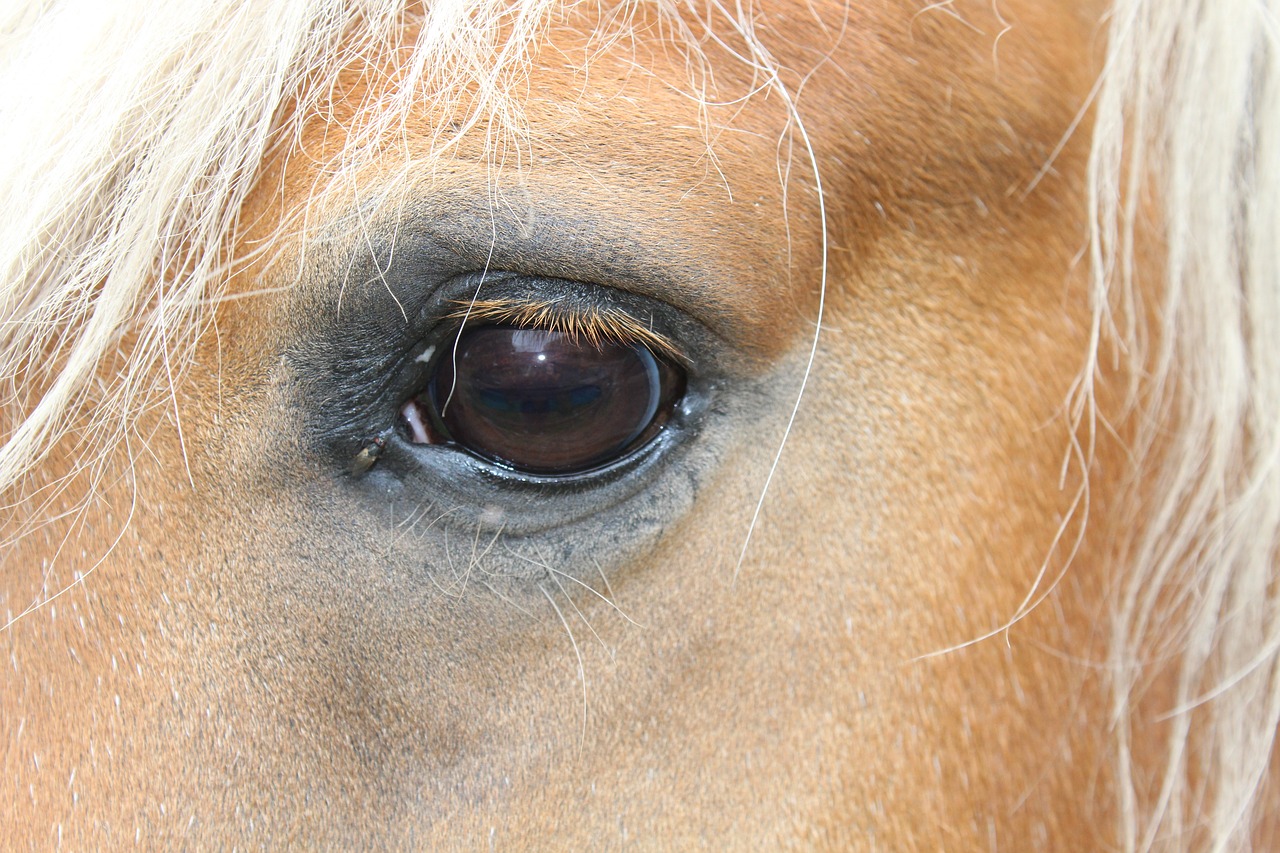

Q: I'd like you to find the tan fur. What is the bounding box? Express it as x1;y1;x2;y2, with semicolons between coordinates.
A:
2;1;1273;850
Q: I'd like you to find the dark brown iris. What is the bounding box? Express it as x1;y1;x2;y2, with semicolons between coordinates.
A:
407;326;684;475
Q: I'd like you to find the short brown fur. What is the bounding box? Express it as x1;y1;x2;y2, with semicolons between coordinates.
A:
2;1;1222;849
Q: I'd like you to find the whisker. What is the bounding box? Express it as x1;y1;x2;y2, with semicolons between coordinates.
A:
539;582;588;748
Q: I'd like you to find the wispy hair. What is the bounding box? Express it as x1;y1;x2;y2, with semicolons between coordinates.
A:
1088;0;1280;849
0;0;560;510
0;1;1276;850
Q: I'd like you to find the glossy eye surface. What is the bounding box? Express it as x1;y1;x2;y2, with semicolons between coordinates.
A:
404;326;685;475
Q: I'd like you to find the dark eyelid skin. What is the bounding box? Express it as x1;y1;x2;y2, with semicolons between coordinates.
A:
284;264;734;545
269;170;792;553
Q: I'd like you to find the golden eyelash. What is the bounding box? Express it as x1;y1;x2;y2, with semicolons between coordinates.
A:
445;298;683;362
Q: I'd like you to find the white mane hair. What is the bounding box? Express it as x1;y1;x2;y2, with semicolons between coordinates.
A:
1090;1;1280;848
0;1;1276;850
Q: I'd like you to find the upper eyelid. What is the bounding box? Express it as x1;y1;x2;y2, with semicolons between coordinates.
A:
443;297;686;363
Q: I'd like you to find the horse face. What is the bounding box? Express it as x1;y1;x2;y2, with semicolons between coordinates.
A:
6;0;1129;846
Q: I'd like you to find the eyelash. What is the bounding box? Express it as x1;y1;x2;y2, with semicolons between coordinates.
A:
441;298;685;364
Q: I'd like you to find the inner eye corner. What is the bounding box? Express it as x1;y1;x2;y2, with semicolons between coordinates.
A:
398;319;687;478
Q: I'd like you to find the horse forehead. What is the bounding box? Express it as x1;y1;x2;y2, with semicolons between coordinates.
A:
267;40;817;354
273;0;1101;274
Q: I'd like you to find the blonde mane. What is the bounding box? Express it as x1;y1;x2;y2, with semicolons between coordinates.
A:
0;0;558;515
1089;1;1280;848
1;1;1277;849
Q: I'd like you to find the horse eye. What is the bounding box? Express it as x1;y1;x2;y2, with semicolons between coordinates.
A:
402;325;685;475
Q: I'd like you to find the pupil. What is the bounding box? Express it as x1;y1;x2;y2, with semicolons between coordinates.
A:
417;325;681;474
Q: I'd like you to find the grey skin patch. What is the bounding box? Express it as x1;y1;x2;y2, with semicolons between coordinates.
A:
262;305;806;592
266;354;798;593
267;179;803;591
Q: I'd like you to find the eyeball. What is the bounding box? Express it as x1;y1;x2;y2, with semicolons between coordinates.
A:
402;325;685;475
